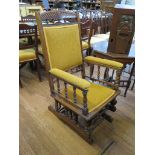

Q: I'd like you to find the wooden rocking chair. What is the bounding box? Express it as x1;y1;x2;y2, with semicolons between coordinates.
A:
36;10;123;144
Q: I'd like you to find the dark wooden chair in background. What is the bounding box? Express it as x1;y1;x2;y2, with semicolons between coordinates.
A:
80;18;93;56
19;24;42;87
20;15;44;56
101;12;113;34
36;10;123;143
93;5;135;97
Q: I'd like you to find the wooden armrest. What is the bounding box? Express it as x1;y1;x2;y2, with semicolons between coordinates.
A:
49;68;91;90
84;56;123;70
49;68;89;115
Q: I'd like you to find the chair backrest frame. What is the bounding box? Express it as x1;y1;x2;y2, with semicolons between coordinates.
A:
19;24;39;59
35;10;85;78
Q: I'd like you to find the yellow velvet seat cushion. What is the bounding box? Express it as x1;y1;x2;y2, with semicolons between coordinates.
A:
85;56;123;70
82;41;89;50
19;48;36;63
64;83;115;112
50;68;90;90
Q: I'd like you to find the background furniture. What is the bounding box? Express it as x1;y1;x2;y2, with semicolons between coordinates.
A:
19;24;42;87
93;43;135;97
107;4;135;54
93;4;135;96
80;18;93;55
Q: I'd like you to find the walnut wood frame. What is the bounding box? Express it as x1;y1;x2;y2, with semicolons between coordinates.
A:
35;10;122;144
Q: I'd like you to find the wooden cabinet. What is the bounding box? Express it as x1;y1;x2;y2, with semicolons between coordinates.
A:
107;4;135;54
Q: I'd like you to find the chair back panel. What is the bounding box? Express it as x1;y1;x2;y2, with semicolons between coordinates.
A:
19;24;38;50
43;24;83;71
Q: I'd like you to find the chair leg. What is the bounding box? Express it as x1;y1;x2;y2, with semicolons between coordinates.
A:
104;68;109;79
29;61;35;71
124;62;135;97
131;79;135;90
19;76;23;88
35;59;42;81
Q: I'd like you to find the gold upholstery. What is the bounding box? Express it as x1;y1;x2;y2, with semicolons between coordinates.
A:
50;68;90;90
43;24;83;71
85;56;123;69
19;48;36;63
82;41;89;50
64;83;115;112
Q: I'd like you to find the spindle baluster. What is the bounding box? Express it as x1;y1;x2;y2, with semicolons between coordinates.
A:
73;86;77;103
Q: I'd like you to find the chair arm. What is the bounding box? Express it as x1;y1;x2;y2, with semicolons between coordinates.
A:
49;68;91;90
84;56;123;70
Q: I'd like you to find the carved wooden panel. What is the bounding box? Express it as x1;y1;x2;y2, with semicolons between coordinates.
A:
107;5;135;54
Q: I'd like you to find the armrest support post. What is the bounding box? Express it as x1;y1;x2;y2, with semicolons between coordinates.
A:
114;69;122;90
82;90;88;115
64;82;68;99
73;86;77;104
49;73;55;96
56;78;60;94
97;65;100;80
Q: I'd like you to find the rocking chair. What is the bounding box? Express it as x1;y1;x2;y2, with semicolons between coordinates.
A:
36;10;123;144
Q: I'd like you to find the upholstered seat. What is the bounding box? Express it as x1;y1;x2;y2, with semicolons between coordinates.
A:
64;83;115;112
82;41;89;50
19;48;36;63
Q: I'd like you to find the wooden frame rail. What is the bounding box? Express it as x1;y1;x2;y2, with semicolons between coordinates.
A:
84;61;122;91
49;73;89;115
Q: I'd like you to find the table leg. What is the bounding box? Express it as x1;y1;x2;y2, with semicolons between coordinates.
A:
131;79;135;90
124;62;135;97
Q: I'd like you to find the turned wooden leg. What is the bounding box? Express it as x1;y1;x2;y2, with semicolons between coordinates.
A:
107;98;117;112
19;76;23;88
131;79;135;90
35;59;42;82
124;62;135;97
29;61;35;71
85;120;93;144
88;47;92;56
104;68;109;79
102;113;113;123
90;64;94;78
55;100;59;111
86;130;93;144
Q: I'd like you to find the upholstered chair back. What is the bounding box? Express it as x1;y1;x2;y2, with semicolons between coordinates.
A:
36;10;83;72
43;24;83;71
